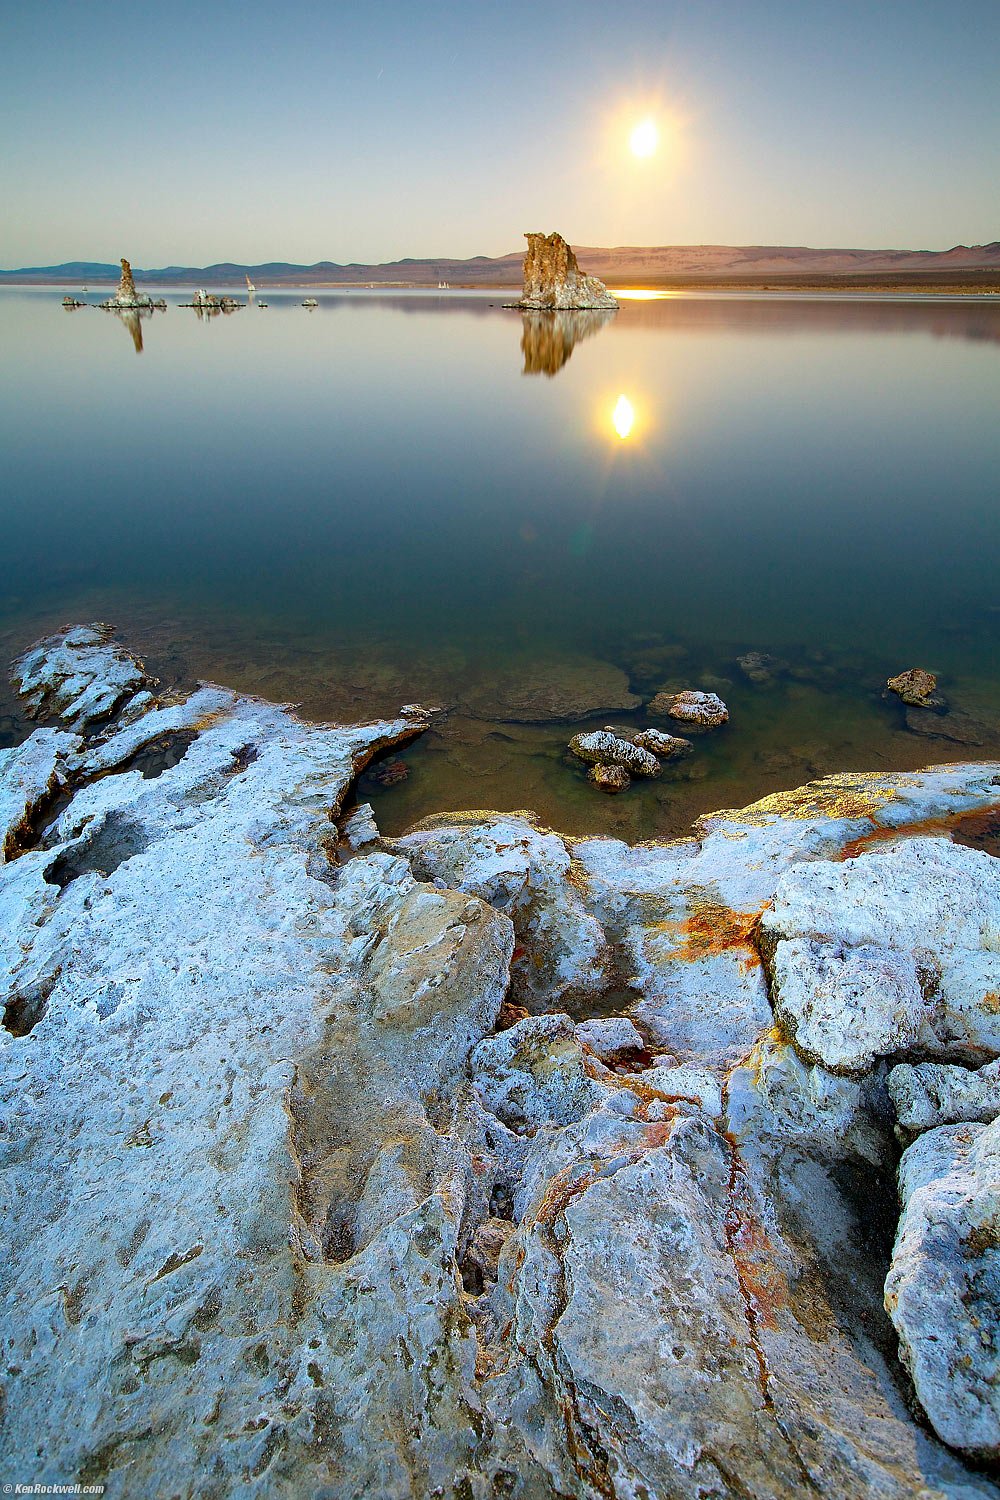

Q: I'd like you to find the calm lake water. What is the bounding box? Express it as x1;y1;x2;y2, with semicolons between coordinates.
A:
1;284;999;839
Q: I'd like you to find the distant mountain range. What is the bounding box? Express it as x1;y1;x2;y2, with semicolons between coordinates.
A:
3;242;999;286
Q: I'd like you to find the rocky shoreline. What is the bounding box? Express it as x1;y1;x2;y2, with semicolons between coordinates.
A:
2;625;1000;1497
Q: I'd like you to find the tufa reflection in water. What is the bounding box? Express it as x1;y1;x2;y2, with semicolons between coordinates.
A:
113;306;152;354
520;308;615;377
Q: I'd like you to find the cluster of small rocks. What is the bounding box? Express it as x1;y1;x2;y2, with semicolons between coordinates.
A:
568;688;729;794
736;650;788;685
190;289;242;313
568;724;694;794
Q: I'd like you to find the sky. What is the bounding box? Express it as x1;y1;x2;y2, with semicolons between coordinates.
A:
1;0;997;266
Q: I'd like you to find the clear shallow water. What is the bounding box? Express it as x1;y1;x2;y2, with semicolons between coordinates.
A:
1;285;999;839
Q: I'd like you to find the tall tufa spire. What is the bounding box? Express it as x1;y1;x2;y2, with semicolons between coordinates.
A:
117;257;138;303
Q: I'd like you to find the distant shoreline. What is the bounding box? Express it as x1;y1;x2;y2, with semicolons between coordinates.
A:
4;272;999;296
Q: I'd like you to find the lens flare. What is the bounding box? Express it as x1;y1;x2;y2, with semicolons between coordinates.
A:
629;118;659;158
613;395;635;439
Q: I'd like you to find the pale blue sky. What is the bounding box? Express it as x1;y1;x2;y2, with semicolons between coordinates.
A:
2;0;997;265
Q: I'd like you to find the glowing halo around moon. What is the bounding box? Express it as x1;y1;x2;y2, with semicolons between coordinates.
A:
612;395;635;440
629;118;659;158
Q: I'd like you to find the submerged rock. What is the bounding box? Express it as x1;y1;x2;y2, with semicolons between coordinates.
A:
886;1119;1000;1457
737;650;787;685
887;666;942;707
588;762;630;793
517;231;619;312
3;626;1000;1496
648;688;729;727
368;756;409;786
905;703;989;745
460;655;640;722
568;728;660;778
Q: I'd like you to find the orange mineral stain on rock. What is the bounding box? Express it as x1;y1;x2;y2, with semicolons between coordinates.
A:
837;801;1000;862
724;1133;789;1341
653;896;766;970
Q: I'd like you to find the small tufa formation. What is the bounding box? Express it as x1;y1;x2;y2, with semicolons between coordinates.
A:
887;667;944;709
648;689;729;728
191;289;241;315
518;232;619;312
589;763;630;793
633;727;693;759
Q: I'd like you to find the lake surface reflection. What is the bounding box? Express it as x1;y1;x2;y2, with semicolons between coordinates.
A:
1;285;998;838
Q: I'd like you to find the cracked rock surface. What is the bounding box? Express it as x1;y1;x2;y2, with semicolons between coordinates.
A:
886;1118;1000;1458
2;626;1000;1497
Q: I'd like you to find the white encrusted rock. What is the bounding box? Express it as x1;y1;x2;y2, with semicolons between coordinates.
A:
491;1106;988;1498
772;938;927;1073
12;623;152;728
886;1118;1000;1457
622;1062;723;1116
5;626;1000;1497
765;837;1000;1072
394;813;613;1010
727;1035;888;1165
471;1014;604;1130
889;1057;1000;1134
339;801;380;851
575;1015;645;1062
632;727;693;758
648;689;729;727
0;728;78;859
568;729;661;778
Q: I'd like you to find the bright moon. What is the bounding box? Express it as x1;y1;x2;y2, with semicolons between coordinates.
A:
629;118;659;158
613;395;635;440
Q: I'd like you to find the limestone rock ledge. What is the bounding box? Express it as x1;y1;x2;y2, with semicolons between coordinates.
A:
2;625;1000;1497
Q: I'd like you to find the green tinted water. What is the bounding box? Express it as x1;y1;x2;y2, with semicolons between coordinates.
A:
1;286;998;837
